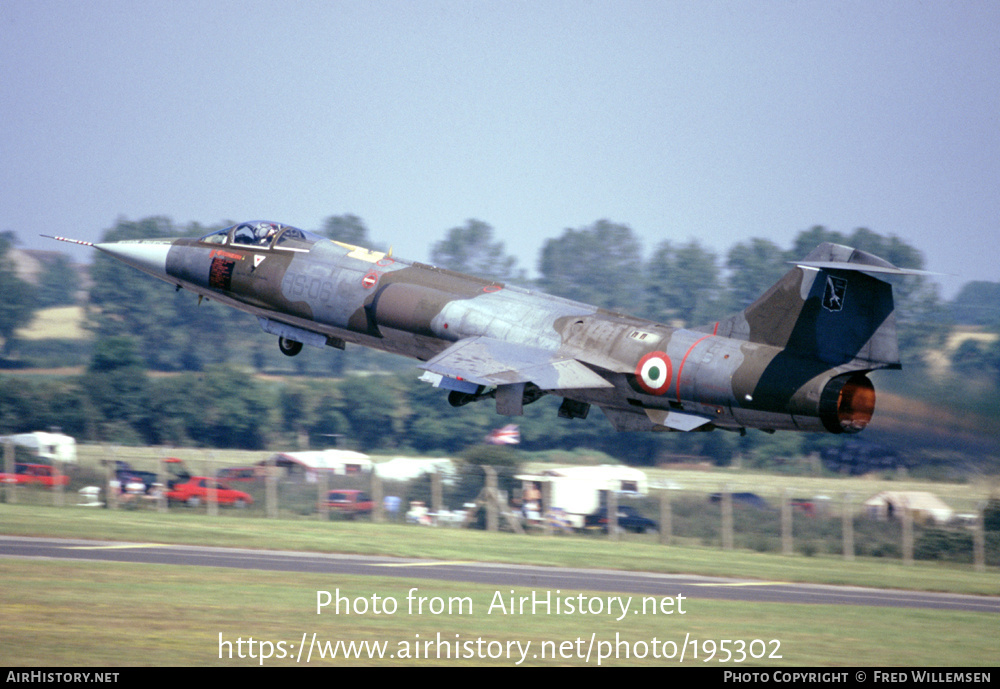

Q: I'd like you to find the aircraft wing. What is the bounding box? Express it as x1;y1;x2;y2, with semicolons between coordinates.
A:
421;336;613;391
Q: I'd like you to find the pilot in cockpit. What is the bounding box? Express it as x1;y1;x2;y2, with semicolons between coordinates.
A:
255;223;281;245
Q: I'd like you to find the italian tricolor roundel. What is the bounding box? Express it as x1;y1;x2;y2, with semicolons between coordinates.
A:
635;351;672;395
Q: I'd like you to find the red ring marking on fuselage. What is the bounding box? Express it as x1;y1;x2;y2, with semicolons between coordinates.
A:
676;334;713;403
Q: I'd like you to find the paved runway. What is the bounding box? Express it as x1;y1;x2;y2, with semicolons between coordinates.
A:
2;535;997;613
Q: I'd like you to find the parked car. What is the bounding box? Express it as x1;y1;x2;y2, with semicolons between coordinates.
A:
109;461;159;494
166;477;252;507
320;489;373;518
585;506;658;534
708;492;771;510
0;463;69;488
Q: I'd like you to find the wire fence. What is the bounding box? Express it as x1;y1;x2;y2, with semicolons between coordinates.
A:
2;441;995;570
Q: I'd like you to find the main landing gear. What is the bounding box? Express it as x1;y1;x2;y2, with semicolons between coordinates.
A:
278;337;303;357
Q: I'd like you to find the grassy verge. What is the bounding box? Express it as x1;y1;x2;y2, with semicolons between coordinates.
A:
1;558;995;667
2;503;997;596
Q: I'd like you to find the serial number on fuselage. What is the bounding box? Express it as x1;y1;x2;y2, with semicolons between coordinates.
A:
285;274;338;303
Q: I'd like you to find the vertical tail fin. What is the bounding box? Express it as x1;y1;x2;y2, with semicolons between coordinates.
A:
710;243;925;370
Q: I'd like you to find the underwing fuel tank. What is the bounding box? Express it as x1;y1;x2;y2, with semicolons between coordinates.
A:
48;223;925;435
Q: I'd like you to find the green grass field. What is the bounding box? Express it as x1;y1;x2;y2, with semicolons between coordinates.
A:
3;449;998;667
2;504;997;594
1;557;996;667
1;502;998;666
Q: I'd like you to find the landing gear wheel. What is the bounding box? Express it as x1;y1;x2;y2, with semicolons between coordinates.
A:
278;337;303;357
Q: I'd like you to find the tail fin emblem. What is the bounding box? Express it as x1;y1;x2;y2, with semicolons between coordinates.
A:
822;275;847;312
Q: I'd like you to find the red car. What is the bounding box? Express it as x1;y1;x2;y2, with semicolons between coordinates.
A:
320;489;373;518
166;477;253;507
0;463;69;488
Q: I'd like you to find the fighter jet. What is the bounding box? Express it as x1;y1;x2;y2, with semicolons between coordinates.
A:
50;221;925;434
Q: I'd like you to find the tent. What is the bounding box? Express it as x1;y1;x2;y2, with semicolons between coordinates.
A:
864;491;954;525
375;457;457;483
262;450;371;481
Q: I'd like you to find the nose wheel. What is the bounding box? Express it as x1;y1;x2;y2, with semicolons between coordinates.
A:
278;337;303;357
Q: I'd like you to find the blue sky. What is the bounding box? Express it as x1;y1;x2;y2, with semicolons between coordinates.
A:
2;1;997;298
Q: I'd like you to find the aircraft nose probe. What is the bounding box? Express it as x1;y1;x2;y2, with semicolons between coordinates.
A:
45;234;172;281
42;235;94;247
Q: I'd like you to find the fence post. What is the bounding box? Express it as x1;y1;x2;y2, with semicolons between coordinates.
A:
842;493;854;561
431;469;442;524
781;487;793;555
484;466;498;532
206;451;218;517
3;439;15;504
53;461;65;507
371;468;384;523
266;453;278;518
902;498;914;566
318;469;329;520
542;479;553;535
721;484;733;551
157;455;168;513
106;447;118;510
659;489;672;546
607;487;618;542
974;501;985;573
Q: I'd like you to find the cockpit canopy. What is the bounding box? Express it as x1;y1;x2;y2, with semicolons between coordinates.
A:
198;221;322;252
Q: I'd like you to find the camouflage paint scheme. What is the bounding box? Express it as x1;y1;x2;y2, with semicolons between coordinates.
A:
57;221;922;434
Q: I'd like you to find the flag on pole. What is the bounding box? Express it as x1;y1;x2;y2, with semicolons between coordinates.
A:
487;424;520;445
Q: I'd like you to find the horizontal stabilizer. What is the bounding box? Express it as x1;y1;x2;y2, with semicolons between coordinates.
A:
795;260;937;276
422;337;613;391
794;243;938;276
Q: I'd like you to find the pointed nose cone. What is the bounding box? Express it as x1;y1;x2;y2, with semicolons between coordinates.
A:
95;240;173;280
